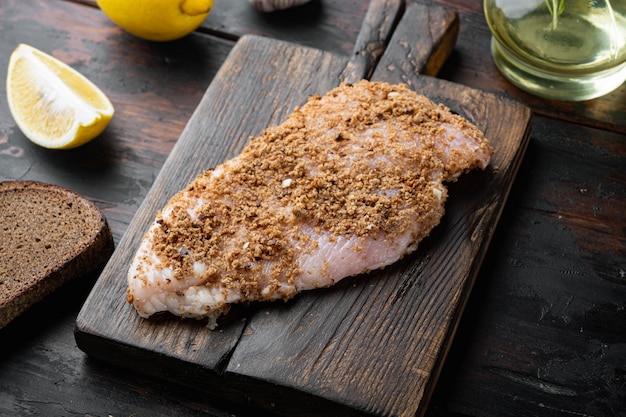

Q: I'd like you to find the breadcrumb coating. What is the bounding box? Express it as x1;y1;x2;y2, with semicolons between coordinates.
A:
127;80;492;325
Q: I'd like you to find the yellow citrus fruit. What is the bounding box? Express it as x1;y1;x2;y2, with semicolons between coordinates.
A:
6;44;114;150
97;0;214;42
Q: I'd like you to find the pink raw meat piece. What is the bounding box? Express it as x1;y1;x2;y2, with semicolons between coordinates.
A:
127;80;493;328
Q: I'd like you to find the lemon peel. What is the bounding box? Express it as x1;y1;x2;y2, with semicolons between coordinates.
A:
181;0;213;16
6;44;114;150
97;0;214;42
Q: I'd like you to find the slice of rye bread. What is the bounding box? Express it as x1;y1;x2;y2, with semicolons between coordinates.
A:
0;180;114;328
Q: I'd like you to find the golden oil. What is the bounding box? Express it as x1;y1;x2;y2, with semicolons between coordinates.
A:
484;0;626;100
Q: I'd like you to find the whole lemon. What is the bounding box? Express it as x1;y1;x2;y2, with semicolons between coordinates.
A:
97;0;214;42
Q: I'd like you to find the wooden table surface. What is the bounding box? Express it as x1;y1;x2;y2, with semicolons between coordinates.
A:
0;1;624;417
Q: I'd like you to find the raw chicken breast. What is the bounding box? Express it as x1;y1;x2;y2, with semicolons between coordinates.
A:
127;80;492;328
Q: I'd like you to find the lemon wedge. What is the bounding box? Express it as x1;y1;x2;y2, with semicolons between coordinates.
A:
6;44;114;150
97;0;214;42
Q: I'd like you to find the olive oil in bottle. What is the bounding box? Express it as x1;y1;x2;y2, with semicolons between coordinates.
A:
484;0;626;100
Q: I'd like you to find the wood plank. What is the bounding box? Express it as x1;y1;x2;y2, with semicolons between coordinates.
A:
199;0;373;57
374;2;459;78
75;34;354;406
341;0;405;82
2;1;621;417
77;0;372;57
75;5;529;417
222;7;531;417
0;0;234;244
427;116;626;417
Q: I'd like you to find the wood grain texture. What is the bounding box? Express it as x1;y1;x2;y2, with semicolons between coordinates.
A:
75;33;353;406
341;0;405;83
376;2;460;79
0;0;234;243
2;1;622;417
199;0;372;56
79;0;372;57
75;24;531;417
427;116;626;417
0;2;377;416
224;31;532;417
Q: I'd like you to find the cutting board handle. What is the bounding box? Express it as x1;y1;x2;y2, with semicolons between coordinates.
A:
342;1;459;83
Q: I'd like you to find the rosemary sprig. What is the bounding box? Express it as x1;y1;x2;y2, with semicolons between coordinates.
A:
546;0;565;29
546;0;565;17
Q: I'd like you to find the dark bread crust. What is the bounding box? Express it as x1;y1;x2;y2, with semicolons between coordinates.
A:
0;180;114;328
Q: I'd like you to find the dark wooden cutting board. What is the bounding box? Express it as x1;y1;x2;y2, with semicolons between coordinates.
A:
75;4;531;417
